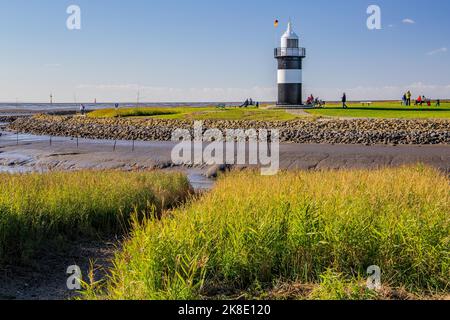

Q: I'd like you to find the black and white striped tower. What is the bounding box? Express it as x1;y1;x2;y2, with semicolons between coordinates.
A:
274;21;306;106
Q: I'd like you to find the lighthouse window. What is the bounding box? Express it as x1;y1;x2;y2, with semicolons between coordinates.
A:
287;39;298;48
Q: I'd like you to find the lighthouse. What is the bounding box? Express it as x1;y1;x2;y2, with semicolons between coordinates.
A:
274;21;306;106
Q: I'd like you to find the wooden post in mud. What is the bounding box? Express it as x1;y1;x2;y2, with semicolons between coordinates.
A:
76;136;79;149
16;131;19;145
49;136;52;146
113;140;117;152
132;139;135;152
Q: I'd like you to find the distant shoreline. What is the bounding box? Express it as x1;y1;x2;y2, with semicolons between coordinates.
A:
1;100;449;116
0;99;449;109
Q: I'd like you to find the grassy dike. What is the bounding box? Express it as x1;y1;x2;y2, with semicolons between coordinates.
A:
87;103;450;120
0;171;192;265
307;102;450;119
85;166;449;300
87;106;300;121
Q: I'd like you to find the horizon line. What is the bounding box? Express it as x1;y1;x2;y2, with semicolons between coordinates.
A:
0;99;449;105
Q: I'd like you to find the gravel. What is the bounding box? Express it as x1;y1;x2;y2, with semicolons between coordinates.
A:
8;115;450;145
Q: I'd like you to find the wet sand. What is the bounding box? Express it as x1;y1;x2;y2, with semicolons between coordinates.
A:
1;130;449;175
0;129;215;190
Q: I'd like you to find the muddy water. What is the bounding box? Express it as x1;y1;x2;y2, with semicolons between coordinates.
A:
0;128;215;190
1;126;450;184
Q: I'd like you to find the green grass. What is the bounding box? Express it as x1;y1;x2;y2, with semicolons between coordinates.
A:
85;166;449;300
191;108;299;121
306;101;450;119
0;170;191;265
88;102;450;120
87;106;300;121
87;107;211;119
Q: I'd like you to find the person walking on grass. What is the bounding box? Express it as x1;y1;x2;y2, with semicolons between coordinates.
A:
406;90;412;106
436;99;441;107
342;93;348;109
402;93;407;106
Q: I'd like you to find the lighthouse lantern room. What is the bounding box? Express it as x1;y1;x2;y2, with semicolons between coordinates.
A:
274;21;306;106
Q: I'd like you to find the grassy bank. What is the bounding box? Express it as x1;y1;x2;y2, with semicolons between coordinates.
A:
87;106;300;121
88;107;210;119
0;171;191;265
86;166;449;300
306;102;450;119
87;102;450;120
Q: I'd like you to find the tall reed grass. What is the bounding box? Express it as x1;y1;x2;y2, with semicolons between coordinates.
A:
0;171;191;264
87;166;449;299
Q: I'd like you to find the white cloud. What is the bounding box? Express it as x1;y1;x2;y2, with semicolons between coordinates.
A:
77;83;140;90
402;18;415;24
7;82;450;103
73;82;450;103
427;47;448;56
76;84;276;102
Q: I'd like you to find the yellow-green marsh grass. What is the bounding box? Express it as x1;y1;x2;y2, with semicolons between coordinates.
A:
87;106;300;121
0;171;191;264
87;107;205;119
87;166;449;299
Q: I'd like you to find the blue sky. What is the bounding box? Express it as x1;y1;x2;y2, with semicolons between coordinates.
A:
0;0;449;102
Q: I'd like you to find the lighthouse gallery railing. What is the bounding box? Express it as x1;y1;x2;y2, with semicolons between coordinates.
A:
274;47;306;58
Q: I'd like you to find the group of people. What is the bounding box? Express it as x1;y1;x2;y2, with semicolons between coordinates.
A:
306;93;350;109
339;91;442;109
306;94;326;108
402;91;441;107
240;98;259;108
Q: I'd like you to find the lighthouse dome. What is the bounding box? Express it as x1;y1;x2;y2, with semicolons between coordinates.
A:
281;22;299;48
282;22;298;39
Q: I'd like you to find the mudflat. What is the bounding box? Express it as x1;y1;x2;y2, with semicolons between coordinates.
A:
1;131;449;173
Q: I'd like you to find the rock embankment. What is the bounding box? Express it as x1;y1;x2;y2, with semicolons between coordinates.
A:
0;116;21;123
8;114;450;145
